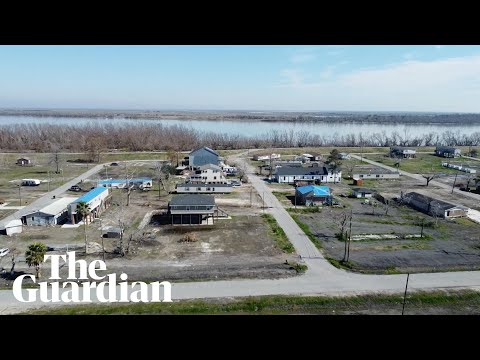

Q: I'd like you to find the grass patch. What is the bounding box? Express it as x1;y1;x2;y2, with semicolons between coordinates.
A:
291;214;322;249
384;266;401;274
26;290;480;315
261;214;294;253
364;153;459;174
287;206;321;214
325;256;355;270
453;217;478;226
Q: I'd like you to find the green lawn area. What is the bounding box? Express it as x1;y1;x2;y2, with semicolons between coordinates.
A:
25;290;480;314
363;153;459;174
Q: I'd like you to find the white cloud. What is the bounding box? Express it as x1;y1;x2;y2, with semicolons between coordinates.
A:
290;53;316;64
279;68;305;87
275;54;480;111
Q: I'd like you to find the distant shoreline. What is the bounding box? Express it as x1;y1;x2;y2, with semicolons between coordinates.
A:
1;109;480;125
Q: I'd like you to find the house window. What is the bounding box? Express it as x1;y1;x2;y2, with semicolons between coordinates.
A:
360;175;364;178
197;188;201;191
32;217;34;221
214;176;217;180
207;188;211;191
376;175;380;178
212;188;215;191
283;176;286;181
185;187;190;191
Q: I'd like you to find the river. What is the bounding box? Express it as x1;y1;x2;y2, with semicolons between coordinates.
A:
1;115;479;139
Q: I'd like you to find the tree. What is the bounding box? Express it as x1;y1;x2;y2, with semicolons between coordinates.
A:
25;242;48;279
76;201;91;253
326;149;342;184
421;171;439;187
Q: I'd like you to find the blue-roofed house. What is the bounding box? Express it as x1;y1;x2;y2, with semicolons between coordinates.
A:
68;187;111;224
295;185;332;206
188;147;220;168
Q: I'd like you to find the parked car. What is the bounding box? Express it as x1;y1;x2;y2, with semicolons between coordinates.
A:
231;181;241;187
69;185;82;192
0;248;10;257
110;162;119;166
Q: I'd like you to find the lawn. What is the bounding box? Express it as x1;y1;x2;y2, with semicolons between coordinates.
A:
363;153;459;174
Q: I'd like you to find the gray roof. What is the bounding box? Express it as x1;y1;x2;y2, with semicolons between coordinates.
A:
276;166;329;176
189;146;219;157
404;192;469;212
169;194;216;206
177;183;232;188
436;146;460;152
23;197;77;216
352;188;374;194
353;166;396;175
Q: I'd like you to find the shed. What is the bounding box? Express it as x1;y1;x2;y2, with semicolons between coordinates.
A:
0;219;23;236
16;157;31;166
352;188;374;198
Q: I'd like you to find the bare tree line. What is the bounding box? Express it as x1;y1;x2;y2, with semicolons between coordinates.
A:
0;122;479;152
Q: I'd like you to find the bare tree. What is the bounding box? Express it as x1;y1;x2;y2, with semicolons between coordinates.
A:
422;171;439;187
49;146;63;173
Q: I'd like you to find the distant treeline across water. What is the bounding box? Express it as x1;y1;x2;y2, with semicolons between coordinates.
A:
0;121;479;152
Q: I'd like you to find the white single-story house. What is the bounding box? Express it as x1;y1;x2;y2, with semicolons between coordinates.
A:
352;166;400;179
22;197;77;226
274;166;342;184
442;163;477;174
176;183;233;194
97;178;153;189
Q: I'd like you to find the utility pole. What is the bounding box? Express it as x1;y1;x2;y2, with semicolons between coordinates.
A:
18;185;22;206
451;172;458;194
402;273;410;315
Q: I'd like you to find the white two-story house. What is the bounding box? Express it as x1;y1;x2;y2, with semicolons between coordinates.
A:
187;164;228;184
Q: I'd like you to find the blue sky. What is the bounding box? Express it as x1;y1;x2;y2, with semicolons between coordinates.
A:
1;45;480;112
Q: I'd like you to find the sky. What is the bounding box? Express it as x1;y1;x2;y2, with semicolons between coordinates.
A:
1;45;480;112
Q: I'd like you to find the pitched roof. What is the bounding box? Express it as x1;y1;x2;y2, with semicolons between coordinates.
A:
296;185;331;196
276;166;329;176
404;192;469;212
189;146;219;157
73;187;108;204
98;178;152;185
170;194;216;206
352;188;374;194
27;197;77;216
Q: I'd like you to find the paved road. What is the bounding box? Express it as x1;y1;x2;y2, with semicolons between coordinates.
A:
2;152;480;314
350;154;480;202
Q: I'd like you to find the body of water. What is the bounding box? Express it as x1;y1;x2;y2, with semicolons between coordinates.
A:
1;115;479;138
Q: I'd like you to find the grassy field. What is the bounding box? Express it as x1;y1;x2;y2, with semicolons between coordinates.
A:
262;214;294;253
26;290;480;314
363;153;459;174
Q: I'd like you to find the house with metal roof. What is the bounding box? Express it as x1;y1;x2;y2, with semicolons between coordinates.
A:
435;146;461;158
22;197;77;226
295;185;332;206
168;194;223;225
352;165;400;179
68;187;111;224
402;192;469;219
390;146;416;159
188;147;220;168
274;166;341;184
97;177;153;189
